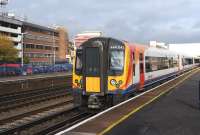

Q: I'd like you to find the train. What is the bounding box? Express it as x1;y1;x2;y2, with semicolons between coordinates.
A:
72;37;200;109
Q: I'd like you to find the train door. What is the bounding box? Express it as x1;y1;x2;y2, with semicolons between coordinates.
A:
84;47;101;93
82;40;106;96
139;53;145;89
132;50;140;85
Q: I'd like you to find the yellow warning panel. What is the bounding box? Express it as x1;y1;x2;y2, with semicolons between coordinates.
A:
86;77;100;93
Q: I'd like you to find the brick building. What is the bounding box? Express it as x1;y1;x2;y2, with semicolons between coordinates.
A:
22;22;68;65
0;14;69;66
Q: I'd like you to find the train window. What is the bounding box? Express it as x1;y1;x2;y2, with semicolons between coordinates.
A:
145;56;172;72
169;58;173;68
184;58;193;65
75;50;82;75
159;57;168;69
145;56;152;72
173;58;178;67
109;50;124;75
182;58;185;66
195;58;200;63
151;57;158;71
85;47;100;76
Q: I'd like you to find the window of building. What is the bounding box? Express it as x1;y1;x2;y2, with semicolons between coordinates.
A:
44;46;52;50
10;33;18;38
14;42;18;47
30;44;35;49
10;24;18;29
36;45;44;49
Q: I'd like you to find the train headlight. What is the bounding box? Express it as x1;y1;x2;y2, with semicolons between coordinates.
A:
110;79;117;86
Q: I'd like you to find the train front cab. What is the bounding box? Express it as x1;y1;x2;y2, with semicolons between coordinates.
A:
72;38;105;109
73;38;137;109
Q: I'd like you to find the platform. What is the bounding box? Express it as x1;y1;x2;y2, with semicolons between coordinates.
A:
0;72;71;83
106;70;200;135
57;68;200;135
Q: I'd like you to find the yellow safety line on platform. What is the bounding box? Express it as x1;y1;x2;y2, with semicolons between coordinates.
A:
99;68;200;135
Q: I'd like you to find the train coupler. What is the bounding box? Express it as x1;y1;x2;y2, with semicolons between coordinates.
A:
88;95;102;109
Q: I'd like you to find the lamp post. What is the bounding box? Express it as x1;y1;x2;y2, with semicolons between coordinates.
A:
21;32;27;67
53;32;55;65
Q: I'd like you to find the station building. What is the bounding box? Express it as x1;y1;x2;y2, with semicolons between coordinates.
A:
0;14;69;66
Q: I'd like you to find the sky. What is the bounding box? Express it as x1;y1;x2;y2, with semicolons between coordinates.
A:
5;0;200;44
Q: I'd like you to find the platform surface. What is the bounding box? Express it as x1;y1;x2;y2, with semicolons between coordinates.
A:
0;72;71;83
106;71;200;135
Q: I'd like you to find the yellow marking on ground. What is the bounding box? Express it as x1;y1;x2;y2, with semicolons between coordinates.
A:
99;68;200;135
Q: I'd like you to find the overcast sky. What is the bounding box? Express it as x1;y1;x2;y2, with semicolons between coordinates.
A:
6;0;200;44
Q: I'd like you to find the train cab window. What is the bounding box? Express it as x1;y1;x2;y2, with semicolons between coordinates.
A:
75;50;82;74
109;50;124;75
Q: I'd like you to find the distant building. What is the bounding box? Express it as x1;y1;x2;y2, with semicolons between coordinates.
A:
150;41;168;49
22;22;68;65
169;43;200;57
67;41;76;63
0;14;69;65
74;31;102;47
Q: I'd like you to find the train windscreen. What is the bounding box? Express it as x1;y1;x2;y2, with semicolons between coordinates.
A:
109;50;124;75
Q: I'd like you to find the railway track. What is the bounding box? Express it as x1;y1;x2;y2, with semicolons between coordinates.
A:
0;69;196;135
0;79;74;134
0;106;93;135
0;75;72;103
0;86;71;112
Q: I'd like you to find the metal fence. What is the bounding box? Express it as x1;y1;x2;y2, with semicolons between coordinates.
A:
0;63;72;77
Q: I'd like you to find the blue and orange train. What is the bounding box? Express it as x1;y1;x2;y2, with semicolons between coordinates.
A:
72;37;200;109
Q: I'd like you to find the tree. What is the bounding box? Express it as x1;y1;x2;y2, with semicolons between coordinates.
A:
0;34;18;63
24;56;30;64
